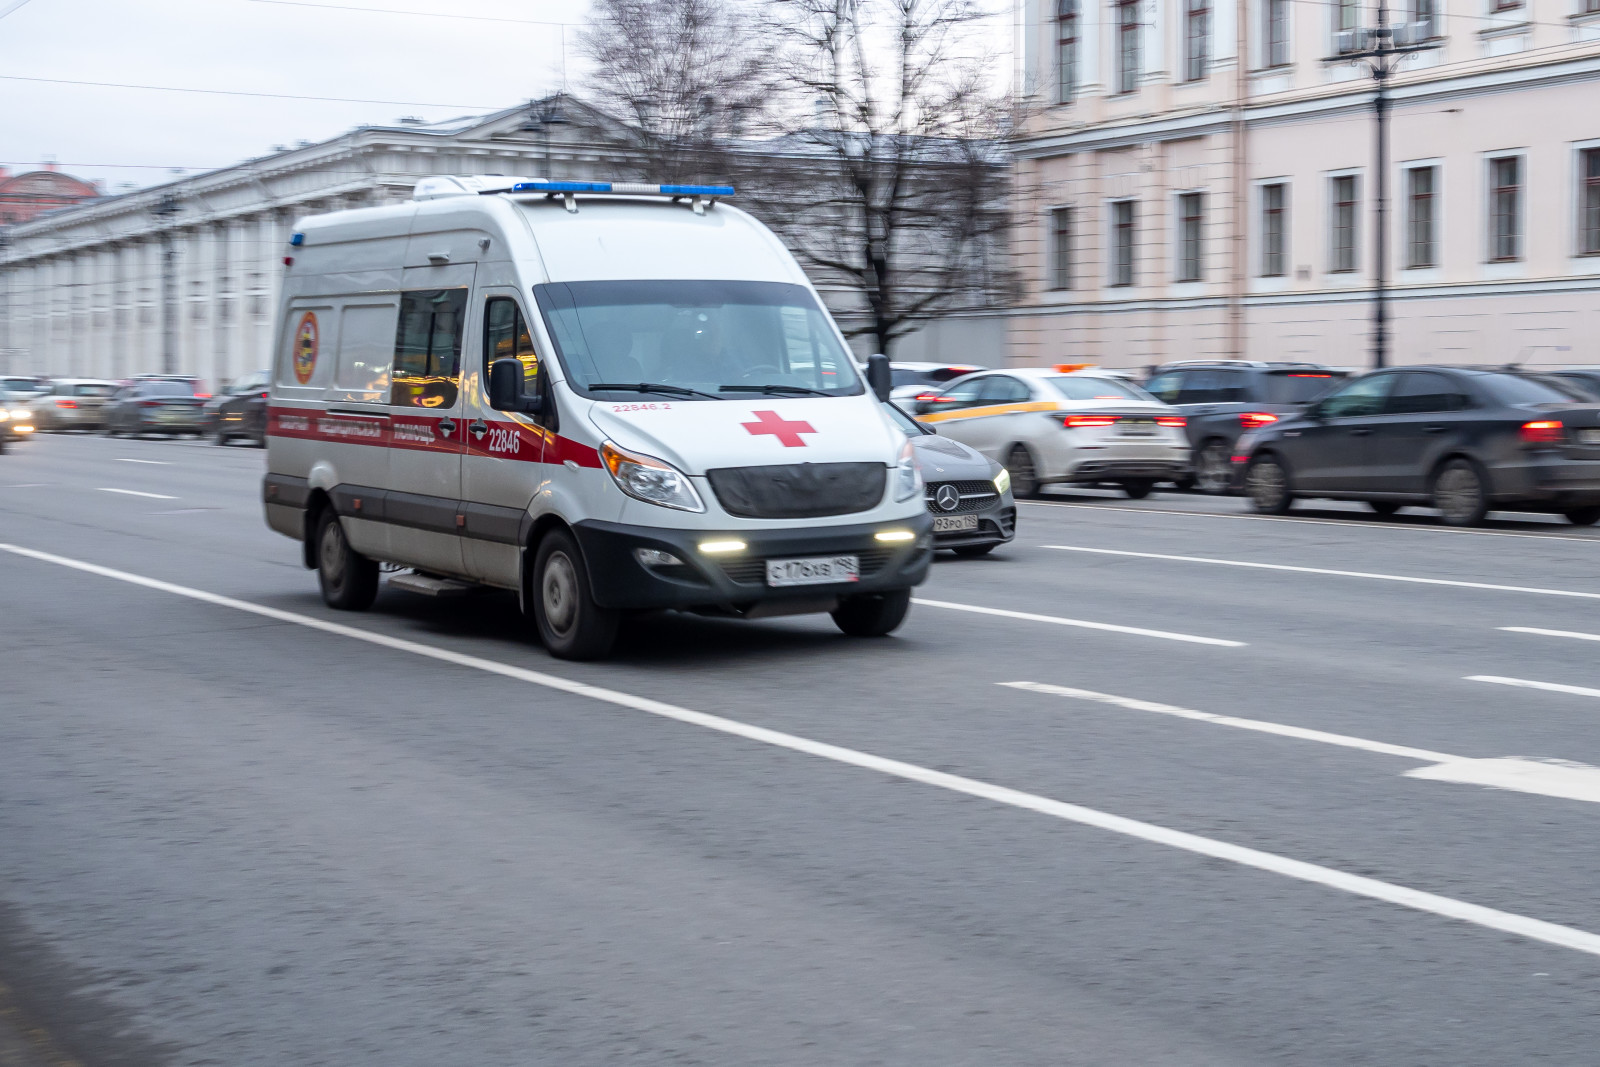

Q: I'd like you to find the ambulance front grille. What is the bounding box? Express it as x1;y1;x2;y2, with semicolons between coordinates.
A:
707;462;886;519
719;548;895;586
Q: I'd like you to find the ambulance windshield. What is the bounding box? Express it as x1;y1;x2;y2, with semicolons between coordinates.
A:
534;280;864;401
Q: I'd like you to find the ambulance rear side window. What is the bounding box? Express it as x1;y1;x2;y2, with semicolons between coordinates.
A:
391;288;467;408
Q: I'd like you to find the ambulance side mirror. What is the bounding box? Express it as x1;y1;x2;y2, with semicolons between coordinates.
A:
866;353;892;402
488;358;543;414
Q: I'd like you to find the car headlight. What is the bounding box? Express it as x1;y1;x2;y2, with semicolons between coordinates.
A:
892;439;922;502
601;441;705;513
8;409;26;420
993;467;1011;496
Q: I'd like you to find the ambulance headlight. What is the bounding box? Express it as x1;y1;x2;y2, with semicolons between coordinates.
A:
601;441;705;513
891;440;922;502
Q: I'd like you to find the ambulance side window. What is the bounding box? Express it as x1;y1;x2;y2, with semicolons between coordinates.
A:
483;298;539;390
390;288;467;408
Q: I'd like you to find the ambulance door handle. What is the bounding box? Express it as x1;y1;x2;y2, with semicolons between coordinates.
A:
437;418;457;437
469;419;488;435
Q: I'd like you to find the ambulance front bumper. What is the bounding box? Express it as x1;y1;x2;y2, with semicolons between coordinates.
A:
573;515;935;612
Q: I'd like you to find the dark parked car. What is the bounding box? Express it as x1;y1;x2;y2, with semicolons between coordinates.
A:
102;379;209;437
885;402;1016;556
1231;366;1600;526
203;370;270;446
1144;361;1349;492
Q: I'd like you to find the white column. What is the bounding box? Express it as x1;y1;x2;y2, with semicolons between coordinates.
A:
1144;0;1169;82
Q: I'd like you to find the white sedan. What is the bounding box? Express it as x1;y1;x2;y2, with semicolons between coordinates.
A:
911;366;1190;498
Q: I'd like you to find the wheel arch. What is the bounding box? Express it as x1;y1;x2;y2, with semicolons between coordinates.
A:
520;512;577;614
302;489;332;570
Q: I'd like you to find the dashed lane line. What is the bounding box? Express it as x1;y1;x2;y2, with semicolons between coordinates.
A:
1043;544;1600;600
114;457;171;465
6;540;1600;960
912;597;1245;647
1469;675;1600;700
95;487;177;500
1501;626;1600;643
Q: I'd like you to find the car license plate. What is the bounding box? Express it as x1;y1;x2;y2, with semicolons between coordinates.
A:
933;514;979;533
1120;418;1156;435
1580;428;1600;445
766;555;859;587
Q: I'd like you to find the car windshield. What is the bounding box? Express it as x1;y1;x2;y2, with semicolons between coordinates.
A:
140;381;195;397
534;280;862;401
890;366;980;387
1045;376;1151;402
1262;372;1345;405
70;384;117;397
1482;373;1585;405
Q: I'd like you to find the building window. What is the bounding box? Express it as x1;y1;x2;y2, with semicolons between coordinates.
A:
1586;0;1600;14
1117;0;1142;93
1336;0;1359;32
1185;0;1211;80
1581;149;1600;256
1050;206;1074;289
1265;0;1290;66
1406;166;1436;268
1260;183;1287;276
1112;200;1136;286
1489;156;1522;262
1409;0;1436;36
1330;175;1359;273
1492;0;1522;11
1178;193;1204;281
1057;0;1079;104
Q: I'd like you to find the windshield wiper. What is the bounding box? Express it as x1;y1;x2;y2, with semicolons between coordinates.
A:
587;382;724;400
720;384;835;397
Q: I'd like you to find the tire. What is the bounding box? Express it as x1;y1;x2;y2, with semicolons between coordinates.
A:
315;508;380;611
1005;444;1041;500
213;426;230;446
532;529;619;660
831;588;912;637
1369;500;1402;517
101;422;118;437
1433;458;1489;527
1246;454;1294;514
1121;479;1155;500
951;542;998;558
1194;440;1233;495
1564;506;1600;527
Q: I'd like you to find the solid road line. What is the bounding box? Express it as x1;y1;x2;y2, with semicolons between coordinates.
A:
96;487;177;500
912;598;1244;647
1502;626;1600;643
114;457;171;465
1469;675;1600;700
6;542;1600;960
1044;544;1600;601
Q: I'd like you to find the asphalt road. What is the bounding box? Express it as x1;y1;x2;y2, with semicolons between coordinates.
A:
6;431;1600;1066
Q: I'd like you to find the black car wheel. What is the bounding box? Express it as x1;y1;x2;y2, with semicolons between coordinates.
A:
1121;479;1155;500
1246;455;1294;514
532;529;619;660
1005;445;1040;500
316;508;380;611
1195;440;1233;495
214;425;231;446
832;588;912;637
1433;459;1489;527
101;422;118;437
951;542;998;558
1369;501;1402;517
1564;507;1600;527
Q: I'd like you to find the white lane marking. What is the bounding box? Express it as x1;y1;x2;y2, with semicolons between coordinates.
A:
1501;626;1600;643
1044;544;1600;601
1021;500;1597;544
1468;675;1600;700
1005;680;1600;806
95;487;178;500
912;597;1244;647
999;681;1454;762
6;544;1600;960
114;458;171;465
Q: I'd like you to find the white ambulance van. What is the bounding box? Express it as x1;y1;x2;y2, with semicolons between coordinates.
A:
263;176;932;659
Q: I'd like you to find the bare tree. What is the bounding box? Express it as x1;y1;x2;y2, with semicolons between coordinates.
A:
578;0;777;181
747;0;1015;356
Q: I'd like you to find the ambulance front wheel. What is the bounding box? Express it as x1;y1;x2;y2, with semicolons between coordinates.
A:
831;588;912;638
532;529;620;661
315;508;380;611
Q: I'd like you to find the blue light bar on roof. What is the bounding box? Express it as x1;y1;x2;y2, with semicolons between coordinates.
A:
506;180;734;198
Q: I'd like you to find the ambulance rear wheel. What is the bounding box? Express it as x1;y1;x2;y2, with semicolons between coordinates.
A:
831;588;912;637
316;508;379;611
532;529;619;660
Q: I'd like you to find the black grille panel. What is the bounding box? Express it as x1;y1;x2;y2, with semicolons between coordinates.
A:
707;462;886;519
720;548;894;586
925;480;1000;515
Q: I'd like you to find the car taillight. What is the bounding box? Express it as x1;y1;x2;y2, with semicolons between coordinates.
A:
1056;414;1119;428
1239;412;1279;429
914;391;941;402
56;399;78;409
1155;415;1186;427
1521;420;1565;445
195;393;212;399
138;399;162;407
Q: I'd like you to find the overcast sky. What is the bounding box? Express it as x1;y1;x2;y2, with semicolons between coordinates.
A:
0;0;1013;196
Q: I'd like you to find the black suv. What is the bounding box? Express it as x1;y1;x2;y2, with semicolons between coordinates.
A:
1144;361;1348;492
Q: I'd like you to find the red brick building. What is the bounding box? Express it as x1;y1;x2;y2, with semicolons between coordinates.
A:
0;167;99;226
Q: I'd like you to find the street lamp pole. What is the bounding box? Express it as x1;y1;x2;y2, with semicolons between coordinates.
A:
1331;3;1439;369
151;193;180;376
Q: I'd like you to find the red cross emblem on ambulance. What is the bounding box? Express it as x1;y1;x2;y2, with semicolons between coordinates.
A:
741;409;816;448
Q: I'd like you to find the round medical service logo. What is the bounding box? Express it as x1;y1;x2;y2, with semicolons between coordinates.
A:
292;312;319;385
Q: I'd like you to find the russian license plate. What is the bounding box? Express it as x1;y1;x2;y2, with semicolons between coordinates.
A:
933;514;979;533
1119;417;1156;435
766;555;860;587
1580;428;1600;445
157;408;183;421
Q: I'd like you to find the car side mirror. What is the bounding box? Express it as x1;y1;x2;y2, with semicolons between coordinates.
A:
488;358;543;414
866;353;892;402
